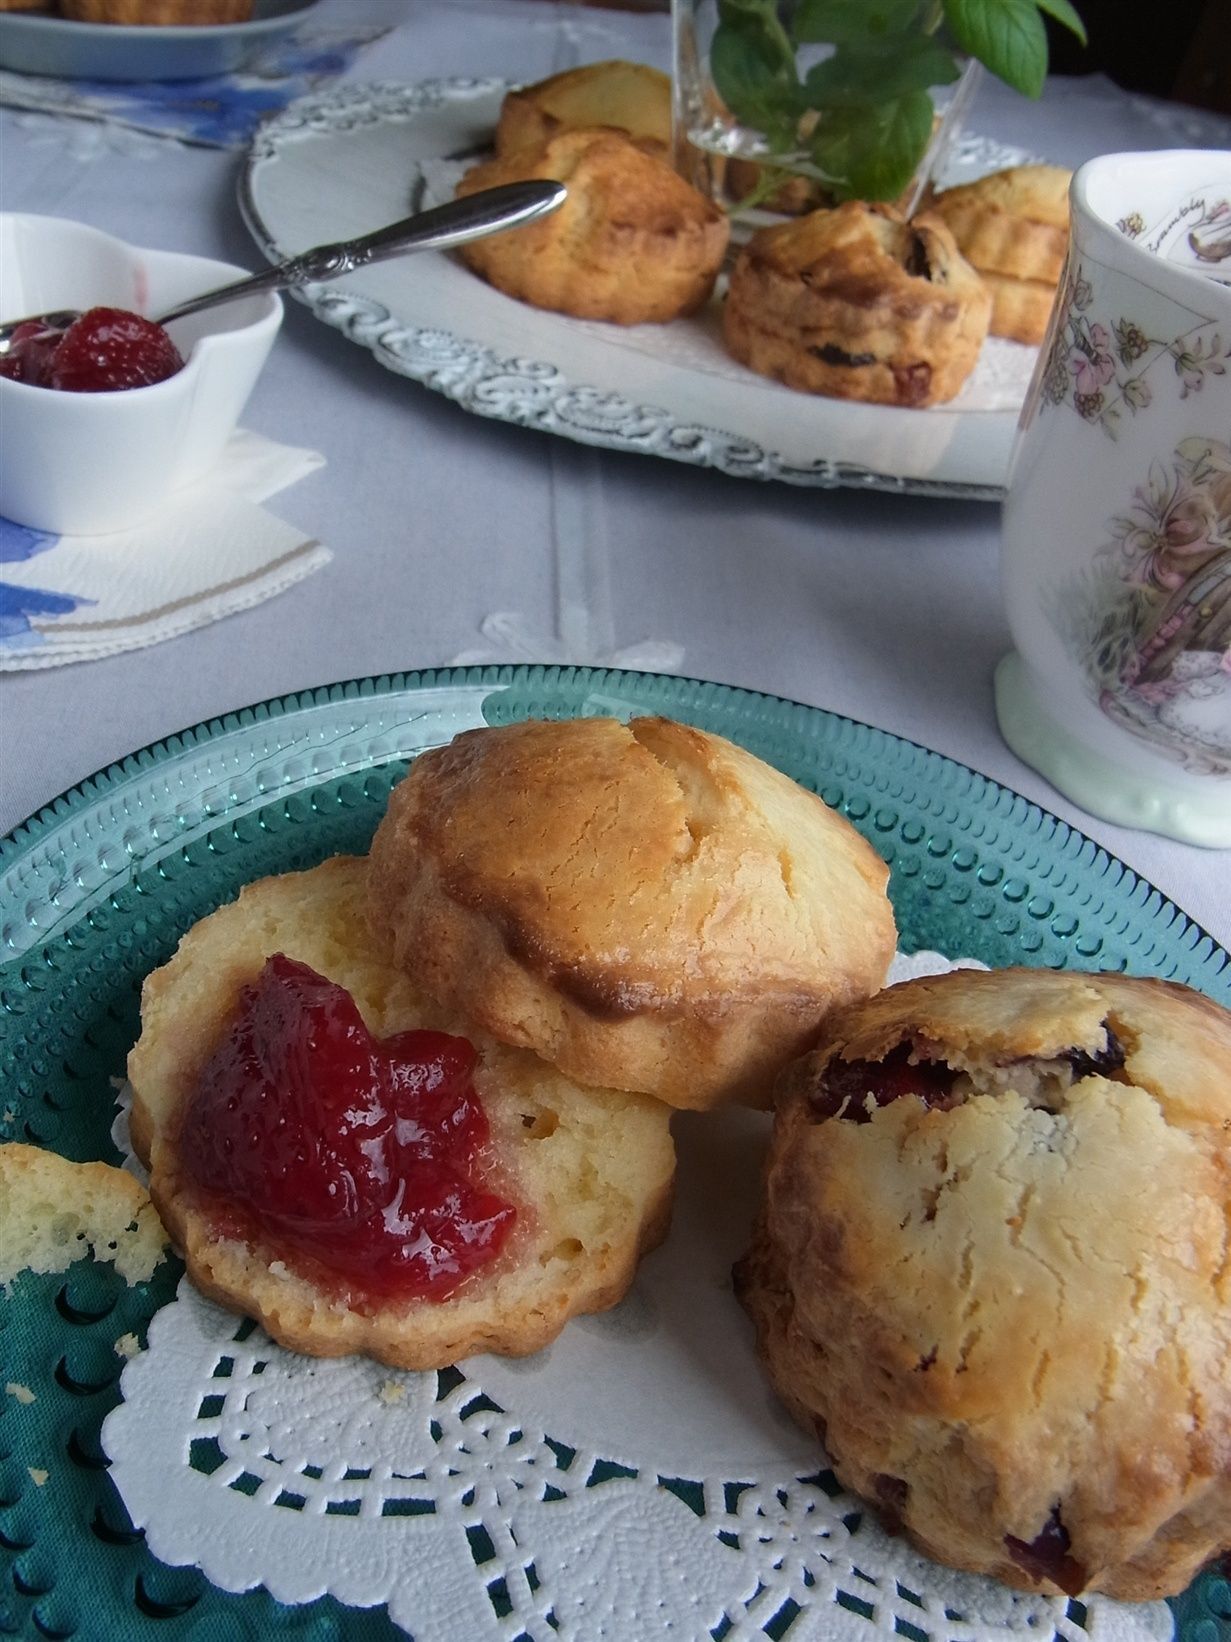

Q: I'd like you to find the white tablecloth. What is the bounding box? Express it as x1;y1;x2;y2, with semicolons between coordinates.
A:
1;0;1228;950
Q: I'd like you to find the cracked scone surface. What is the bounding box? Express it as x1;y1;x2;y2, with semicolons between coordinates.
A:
455;127;728;324
367;716;896;1109
722;201;991;407
735;967;1231;1600
128;856;675;1369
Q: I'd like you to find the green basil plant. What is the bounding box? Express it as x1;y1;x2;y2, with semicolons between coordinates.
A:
709;0;1086;203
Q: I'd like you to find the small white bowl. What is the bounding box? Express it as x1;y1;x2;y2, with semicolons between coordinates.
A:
0;214;282;535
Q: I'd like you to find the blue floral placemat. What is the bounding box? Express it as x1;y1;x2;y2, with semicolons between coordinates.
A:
0;23;388;149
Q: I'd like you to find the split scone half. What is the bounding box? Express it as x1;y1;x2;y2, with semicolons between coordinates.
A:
367;716;896;1110
736;967;1231;1601
455;127;729;324
928;164;1072;344
128;856;676;1369
495;59;671;160
723;200;991;406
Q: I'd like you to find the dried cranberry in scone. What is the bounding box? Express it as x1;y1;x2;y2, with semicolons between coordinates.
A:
736;966;1231;1601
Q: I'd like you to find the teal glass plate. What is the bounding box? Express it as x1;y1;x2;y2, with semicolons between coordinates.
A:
1;666;1227;1642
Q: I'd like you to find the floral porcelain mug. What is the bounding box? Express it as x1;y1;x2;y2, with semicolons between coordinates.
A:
997;149;1231;848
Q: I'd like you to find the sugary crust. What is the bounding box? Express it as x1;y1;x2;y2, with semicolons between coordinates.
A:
455;128;729;325
0;1143;168;1287
128;857;676;1369
367;717;896;1110
929;164;1071;283
496;60;671;159
722;202;991;407
738;967;1231;1600
981;271;1058;345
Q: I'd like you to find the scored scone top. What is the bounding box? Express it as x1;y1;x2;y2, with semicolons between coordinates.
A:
366;716;897;1109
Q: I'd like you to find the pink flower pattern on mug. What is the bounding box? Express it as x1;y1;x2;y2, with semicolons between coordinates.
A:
1041;260;1229;436
1051;436;1231;776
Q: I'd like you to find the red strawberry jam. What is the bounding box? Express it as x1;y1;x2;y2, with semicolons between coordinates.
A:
178;954;516;1302
0;306;183;392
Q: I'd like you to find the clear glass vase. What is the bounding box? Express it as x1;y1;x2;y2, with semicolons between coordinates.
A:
671;0;982;217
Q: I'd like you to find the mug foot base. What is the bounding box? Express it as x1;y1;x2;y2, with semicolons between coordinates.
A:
994;651;1231;849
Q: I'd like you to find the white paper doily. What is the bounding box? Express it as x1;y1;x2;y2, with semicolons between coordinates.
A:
102;951;1172;1642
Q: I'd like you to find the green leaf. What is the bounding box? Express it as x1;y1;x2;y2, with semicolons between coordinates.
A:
809;89;935;200
793;0;921;45
716;0;782;25
802;37;960;107
943;0;1048;97
710;18;801;138
1034;0;1087;44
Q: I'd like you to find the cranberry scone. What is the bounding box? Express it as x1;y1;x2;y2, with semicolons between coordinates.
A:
736;966;1231;1600
129;856;675;1369
367;716;896;1110
723;200;991;406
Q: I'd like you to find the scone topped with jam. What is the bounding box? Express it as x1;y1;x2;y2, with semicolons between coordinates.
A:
129;856;675;1369
367;716;896;1109
723;200;992;406
736;966;1231;1600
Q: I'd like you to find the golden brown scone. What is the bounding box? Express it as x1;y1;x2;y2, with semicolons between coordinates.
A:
456;128;729;325
0;1143;168;1287
736;967;1231;1601
928;163;1071;284
59;0;251;18
496;59;671;160
128;857;676;1370
980;270;1059;345
367;716;896;1110
723;201;991;407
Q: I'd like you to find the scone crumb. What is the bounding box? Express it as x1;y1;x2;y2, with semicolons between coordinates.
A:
0;1143;168;1287
114;1333;141;1359
27;1468;48;1487
268;1261;291;1280
6;1382;35;1405
378;1379;407;1406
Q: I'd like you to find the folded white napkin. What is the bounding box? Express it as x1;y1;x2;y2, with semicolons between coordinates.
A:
0;430;328;670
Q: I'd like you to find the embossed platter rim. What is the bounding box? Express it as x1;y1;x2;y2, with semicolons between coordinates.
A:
237;79;1039;501
1;665;1227;1642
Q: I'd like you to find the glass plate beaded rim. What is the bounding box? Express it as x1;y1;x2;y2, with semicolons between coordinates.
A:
1;663;1227;994
2;662;1228;1639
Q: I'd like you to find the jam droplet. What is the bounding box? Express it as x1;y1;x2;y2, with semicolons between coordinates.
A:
809;1044;959;1123
1004;1505;1087;1596
0;307;183;392
179;954;515;1301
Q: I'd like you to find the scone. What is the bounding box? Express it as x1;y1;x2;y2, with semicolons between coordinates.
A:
128;856;676;1370
496;59;671;160
59;0;252;19
0;1143;168;1288
455;128;729;325
723;201;991;406
367;716;896;1109
928;164;1070;283
736;967;1231;1600
929;164;1071;344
